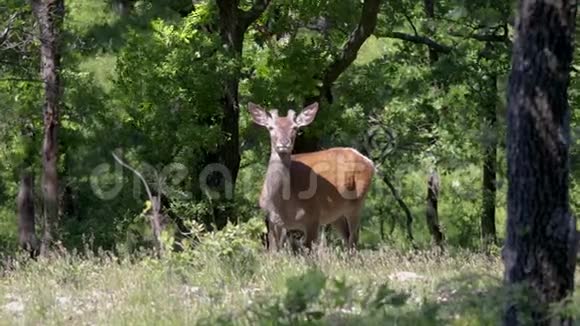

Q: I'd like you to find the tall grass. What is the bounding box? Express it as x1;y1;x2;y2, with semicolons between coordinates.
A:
2;237;578;325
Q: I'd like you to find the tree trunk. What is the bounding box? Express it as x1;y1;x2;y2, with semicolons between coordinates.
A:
503;0;577;324
30;0;64;256
150;195;163;257
293;0;381;154
212;0;270;228
216;0;243;192
423;0;445;248
481;74;498;249
426;170;444;247
17;170;39;258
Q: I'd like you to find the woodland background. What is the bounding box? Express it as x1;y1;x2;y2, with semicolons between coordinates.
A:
0;1;580;324
1;0;556;253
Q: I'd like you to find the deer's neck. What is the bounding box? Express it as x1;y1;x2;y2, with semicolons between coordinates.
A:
264;151;292;202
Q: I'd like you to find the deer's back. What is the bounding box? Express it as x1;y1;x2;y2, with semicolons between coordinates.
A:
291;147;375;201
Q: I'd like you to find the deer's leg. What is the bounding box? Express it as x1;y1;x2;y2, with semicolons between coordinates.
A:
271;224;288;252
345;204;364;250
303;222;320;251
267;225;278;252
331;217;351;247
266;213;288;252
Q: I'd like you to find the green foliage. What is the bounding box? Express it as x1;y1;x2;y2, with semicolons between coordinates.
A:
1;0;579;324
191;217;265;259
0;0;574;261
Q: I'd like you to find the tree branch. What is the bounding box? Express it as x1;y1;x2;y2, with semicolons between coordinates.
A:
240;0;271;31
404;13;418;36
112;151;165;256
112;151;154;204
449;24;512;46
383;20;510;56
312;0;381;104
376;169;416;246
384;31;452;53
0;12;19;46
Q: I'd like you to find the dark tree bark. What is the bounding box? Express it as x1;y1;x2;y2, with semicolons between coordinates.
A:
423;0;445;248
209;1;270;229
426;170;444;247
30;0;64;256
423;0;439;63
17;170;39;258
503;0;577;324
481;74;498;249
293;0;381;154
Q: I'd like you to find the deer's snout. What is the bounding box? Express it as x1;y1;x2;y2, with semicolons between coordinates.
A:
275;137;293;153
280;138;291;146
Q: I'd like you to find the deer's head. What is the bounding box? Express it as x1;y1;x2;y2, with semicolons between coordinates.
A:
248;102;319;154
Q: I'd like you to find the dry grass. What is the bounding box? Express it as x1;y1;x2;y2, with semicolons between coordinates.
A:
0;245;577;325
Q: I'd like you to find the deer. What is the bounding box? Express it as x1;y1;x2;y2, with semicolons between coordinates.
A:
248;102;375;251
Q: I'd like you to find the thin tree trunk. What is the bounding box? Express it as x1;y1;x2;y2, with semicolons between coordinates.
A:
376;206;386;241
426;171;444;246
481;74;498;249
503;0;577;324
150;195;163;258
17;170;39;258
423;0;445;248
380;173;415;244
30;0;64;256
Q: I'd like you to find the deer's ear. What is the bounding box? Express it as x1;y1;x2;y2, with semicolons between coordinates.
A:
248;102;271;127
296;102;318;127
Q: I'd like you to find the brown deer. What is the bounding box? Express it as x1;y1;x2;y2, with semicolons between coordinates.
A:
248;102;375;251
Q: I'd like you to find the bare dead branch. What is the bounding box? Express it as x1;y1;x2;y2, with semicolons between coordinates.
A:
111;151;154;203
112;151;164;256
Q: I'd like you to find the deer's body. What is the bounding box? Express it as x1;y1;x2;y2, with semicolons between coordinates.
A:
248;102;375;250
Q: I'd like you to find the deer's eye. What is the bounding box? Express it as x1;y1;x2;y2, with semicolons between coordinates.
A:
267;126;274;130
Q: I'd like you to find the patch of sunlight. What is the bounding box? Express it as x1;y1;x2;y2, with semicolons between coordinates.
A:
355;36;394;66
78;55;117;92
66;0;119;33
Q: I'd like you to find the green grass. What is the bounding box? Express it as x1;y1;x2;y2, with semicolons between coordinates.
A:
1;243;578;325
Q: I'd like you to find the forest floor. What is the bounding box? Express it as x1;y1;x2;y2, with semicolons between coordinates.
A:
0;246;579;325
